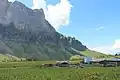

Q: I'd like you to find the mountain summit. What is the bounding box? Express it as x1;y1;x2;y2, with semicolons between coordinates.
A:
0;0;88;60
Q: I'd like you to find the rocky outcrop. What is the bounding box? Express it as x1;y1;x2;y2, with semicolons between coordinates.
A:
0;0;9;24
0;0;55;33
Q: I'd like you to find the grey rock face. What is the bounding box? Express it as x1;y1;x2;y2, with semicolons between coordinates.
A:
0;0;8;17
0;0;9;24
0;0;55;33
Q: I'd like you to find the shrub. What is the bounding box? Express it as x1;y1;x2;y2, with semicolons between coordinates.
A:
70;55;82;61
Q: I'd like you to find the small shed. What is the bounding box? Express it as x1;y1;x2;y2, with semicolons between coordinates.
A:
56;61;69;67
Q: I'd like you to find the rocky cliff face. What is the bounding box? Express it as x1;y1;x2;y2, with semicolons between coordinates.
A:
0;0;87;60
0;0;9;24
0;0;55;33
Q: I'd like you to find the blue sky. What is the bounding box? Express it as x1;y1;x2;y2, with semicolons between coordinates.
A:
9;0;120;54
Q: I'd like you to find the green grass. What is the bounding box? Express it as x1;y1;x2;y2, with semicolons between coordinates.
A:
80;49;110;58
0;61;56;68
115;56;120;58
0;67;119;80
0;54;21;62
0;54;23;62
0;61;119;80
0;54;8;61
69;60;82;64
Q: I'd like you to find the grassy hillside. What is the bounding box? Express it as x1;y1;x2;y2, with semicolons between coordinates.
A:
0;54;21;62
80;49;110;58
114;56;120;58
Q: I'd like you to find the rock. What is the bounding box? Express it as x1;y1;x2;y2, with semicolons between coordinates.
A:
0;0;55;33
0;0;9;24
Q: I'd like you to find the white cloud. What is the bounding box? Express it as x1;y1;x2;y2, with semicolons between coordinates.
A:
96;26;104;31
90;40;120;55
32;0;72;30
113;39;120;49
32;0;46;10
91;45;115;54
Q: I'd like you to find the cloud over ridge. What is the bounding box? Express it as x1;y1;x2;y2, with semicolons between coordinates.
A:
32;0;72;30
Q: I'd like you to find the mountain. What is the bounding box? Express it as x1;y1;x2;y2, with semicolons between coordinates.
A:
0;0;105;60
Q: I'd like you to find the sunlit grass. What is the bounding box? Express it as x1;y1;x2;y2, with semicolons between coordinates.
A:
0;61;119;80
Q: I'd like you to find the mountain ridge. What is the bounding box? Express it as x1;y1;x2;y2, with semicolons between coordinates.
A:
0;0;106;60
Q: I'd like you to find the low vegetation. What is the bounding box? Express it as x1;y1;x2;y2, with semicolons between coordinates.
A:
0;61;119;80
70;55;82;61
80;49;110;58
69;55;83;64
0;54;21;62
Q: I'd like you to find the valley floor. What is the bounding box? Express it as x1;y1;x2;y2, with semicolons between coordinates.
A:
0;61;120;80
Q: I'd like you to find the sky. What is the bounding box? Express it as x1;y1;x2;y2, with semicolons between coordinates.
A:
8;0;120;54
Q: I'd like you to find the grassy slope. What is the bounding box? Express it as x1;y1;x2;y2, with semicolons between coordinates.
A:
0;54;21;62
0;54;8;61
80;49;110;58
